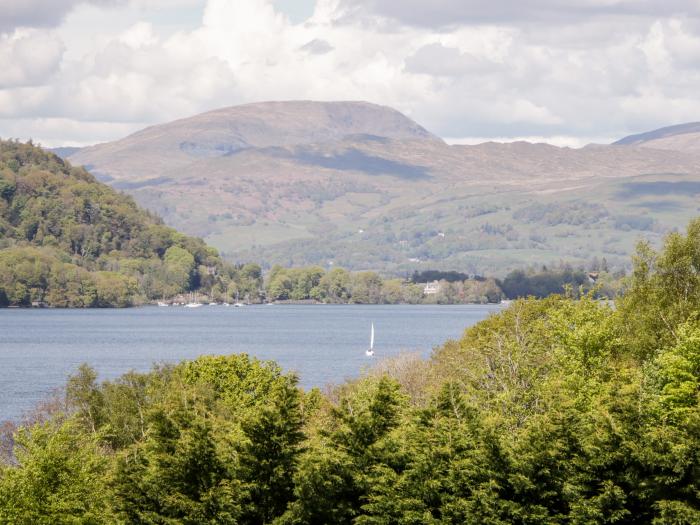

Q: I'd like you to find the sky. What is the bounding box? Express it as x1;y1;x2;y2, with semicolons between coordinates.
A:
1;0;700;147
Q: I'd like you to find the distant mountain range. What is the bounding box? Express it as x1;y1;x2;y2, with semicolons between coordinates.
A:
58;102;700;274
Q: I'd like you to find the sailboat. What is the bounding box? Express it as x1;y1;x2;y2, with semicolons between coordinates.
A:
184;291;202;308
233;290;244;307
365;323;375;357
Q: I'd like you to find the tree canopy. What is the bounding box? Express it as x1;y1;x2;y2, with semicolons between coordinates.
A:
0;140;260;307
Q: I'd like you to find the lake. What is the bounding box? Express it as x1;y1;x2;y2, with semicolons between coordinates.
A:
0;304;502;422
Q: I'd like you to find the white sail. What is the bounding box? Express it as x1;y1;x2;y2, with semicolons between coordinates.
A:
365;323;375;357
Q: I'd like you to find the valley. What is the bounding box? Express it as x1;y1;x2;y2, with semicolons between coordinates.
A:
62;102;700;274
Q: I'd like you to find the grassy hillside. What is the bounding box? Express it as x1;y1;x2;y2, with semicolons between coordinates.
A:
0;140;260;307
235;170;700;275
64;102;700;275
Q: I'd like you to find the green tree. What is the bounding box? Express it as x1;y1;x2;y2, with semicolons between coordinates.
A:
163;245;196;293
319;267;351;302
66;364;106;435
0;420;112;524
619;218;700;358
239;377;305;523
111;407;243;524
282;377;406;524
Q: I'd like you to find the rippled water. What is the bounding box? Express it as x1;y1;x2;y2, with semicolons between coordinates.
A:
0;304;501;422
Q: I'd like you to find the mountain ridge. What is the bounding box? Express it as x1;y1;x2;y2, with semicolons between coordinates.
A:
614;122;700;146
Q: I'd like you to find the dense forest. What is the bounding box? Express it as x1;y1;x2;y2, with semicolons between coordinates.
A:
1;219;698;523
497;263;622;300
0;140;261;307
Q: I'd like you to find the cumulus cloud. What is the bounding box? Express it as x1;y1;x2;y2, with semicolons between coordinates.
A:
0;116;145;146
405;43;502;77
2;0;700;146
0;0;124;33
0;30;65;88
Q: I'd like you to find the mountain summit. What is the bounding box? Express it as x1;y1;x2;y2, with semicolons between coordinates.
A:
72;101;441;177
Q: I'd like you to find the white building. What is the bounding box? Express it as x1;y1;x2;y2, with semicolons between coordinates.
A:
423;280;440;295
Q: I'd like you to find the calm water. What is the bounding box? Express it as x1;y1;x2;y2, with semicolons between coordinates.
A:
0;304;501;422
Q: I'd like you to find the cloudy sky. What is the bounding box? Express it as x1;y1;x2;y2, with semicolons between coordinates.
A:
1;0;700;147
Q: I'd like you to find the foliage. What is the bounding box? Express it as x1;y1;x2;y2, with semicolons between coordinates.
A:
498;265;591;299
513;201;608;227
0;140;255;307
2;219;700;523
618;218;700;357
0;419;112;524
264;265;503;304
410;270;472;283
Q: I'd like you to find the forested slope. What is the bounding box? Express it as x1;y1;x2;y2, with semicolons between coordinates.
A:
0;140;260;306
1;219;698;523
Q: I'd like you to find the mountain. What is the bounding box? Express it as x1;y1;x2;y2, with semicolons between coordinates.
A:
49;146;83;158
65;103;700;274
71;101;441;180
613;122;700;153
0;140;260;307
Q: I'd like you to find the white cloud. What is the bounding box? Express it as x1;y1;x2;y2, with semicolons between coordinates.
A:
2;0;700;146
405;43;503;77
445;135;615;148
0;30;65;88
118;21;158;48
0;116;145;146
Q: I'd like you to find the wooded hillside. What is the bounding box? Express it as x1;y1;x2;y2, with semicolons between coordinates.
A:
0;140;260;306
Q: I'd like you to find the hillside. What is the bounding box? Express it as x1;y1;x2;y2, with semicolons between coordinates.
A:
613;122;700;152
65;102;700;274
0;140;260;307
71;100;441;181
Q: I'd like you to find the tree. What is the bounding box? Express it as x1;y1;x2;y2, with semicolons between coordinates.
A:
0;420;112;524
319;267;351;303
267;271;292;301
0;140;235;307
111;407;243;524
619;219;700;358
239;377;305;523
164;245;196;293
66;364;106;435
282;377;406;524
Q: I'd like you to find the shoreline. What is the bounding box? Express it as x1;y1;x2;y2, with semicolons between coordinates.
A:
1;300;506;310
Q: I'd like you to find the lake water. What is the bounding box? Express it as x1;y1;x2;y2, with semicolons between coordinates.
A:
0;304;501;422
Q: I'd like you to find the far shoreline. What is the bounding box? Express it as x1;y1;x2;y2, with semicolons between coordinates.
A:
0;301;507;310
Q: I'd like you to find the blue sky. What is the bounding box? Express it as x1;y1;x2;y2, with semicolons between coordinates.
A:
272;0;315;23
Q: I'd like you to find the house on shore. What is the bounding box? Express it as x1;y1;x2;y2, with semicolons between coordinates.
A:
423;280;441;295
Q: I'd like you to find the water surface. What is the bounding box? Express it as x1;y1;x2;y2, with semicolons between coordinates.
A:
0;304;501;422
